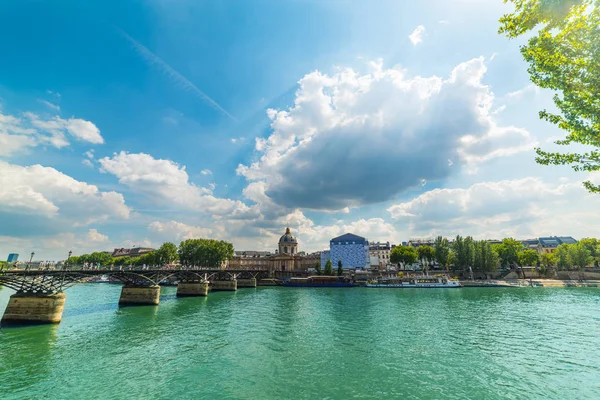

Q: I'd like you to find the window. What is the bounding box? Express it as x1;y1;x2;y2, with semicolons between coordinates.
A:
284;246;288;254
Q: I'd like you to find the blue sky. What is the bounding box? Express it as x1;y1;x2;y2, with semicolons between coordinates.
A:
1;0;599;261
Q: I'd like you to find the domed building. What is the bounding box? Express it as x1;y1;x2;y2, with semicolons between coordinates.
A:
227;227;322;274
278;227;298;256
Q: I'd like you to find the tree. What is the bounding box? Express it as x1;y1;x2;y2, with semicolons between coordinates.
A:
390;246;418;270
417;245;435;275
568;242;592;270
178;239;234;268
156;242;179;266
453;235;475;274
473;241;500;275
87;252;113;267
337;260;344;276
315;262;322;275
579;238;600;266
324;259;333;276
434;236;450;271
499;0;600;192
495;238;523;269
540;252;557;276
65;255;80;267
556;244;572;270
518;249;540;267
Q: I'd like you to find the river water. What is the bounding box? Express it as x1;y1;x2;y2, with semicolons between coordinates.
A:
1;284;599;399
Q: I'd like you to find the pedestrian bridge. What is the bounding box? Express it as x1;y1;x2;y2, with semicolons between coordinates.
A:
0;267;268;326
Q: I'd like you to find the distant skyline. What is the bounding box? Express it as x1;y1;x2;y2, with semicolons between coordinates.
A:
1;0;599;260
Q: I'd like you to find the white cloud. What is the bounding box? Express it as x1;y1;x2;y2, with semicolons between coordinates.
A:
85;228;109;242
504;84;538;100
99;152;257;218
438;20;449;25
201;169;212;175
0;109;104;156
85;149;95;159
409;25;426;45
148;220;213;240
82;159;94;168
387;177;600;239
40;100;60;111
0;160;130;242
64;118;103;144
237;57;534;211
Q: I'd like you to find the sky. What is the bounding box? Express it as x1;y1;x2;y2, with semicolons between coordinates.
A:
1;0;599;261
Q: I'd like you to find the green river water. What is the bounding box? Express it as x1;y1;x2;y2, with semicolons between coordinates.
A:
1;284;599;399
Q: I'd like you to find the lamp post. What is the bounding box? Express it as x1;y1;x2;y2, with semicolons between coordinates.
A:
27;251;35;271
66;250;72;270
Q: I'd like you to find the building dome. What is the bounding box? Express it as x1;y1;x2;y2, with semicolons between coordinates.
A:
279;227;297;244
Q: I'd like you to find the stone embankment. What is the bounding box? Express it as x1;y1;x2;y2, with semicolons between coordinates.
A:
461;279;600;288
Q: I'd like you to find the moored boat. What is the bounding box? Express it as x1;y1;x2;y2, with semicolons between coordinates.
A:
366;276;461;288
282;276;355;288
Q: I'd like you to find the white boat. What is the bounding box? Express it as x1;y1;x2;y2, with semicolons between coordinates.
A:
365;276;461;288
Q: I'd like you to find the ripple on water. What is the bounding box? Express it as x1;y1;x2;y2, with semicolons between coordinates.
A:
1;286;600;399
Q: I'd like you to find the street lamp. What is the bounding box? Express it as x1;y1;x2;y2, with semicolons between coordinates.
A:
66;250;72;270
27;251;35;271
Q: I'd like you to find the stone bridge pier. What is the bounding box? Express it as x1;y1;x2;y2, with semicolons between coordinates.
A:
0;271;82;326
118;285;161;305
1;293;67;326
175;272;209;297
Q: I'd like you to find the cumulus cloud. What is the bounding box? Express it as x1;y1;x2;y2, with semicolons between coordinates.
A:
85;228;109;242
148;220;213;241
409;25;426;45
0;109;104;156
0;160;130;238
387;177;600;239
99;152;257;218
237;57;535;211
82;159;94;168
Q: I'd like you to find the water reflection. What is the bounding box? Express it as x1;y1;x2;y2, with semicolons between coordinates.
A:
0;324;59;393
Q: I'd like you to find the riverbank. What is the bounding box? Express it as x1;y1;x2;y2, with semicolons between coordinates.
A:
461;279;600;288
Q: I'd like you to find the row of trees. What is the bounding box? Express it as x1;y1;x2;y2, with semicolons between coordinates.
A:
389;236;600;275
66;239;234;269
313;260;344;276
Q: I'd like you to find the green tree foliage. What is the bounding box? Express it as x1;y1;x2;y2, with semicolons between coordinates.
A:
417;246;435;267
178;239;234;268
556;244;572;270
578;238;600;266
137;252;157;266
540;252;557;276
453;235;475;272
473;241;500;273
337;260;344;276
568;242;593;270
324;259;333;276
518;249;540;267
434;236;451;270
499;0;600;192
315;262;322;275
390;246;418;270
494;238;523;268
540;252;557;269
66;255;80;267
156;242;179;266
113;257;128;266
